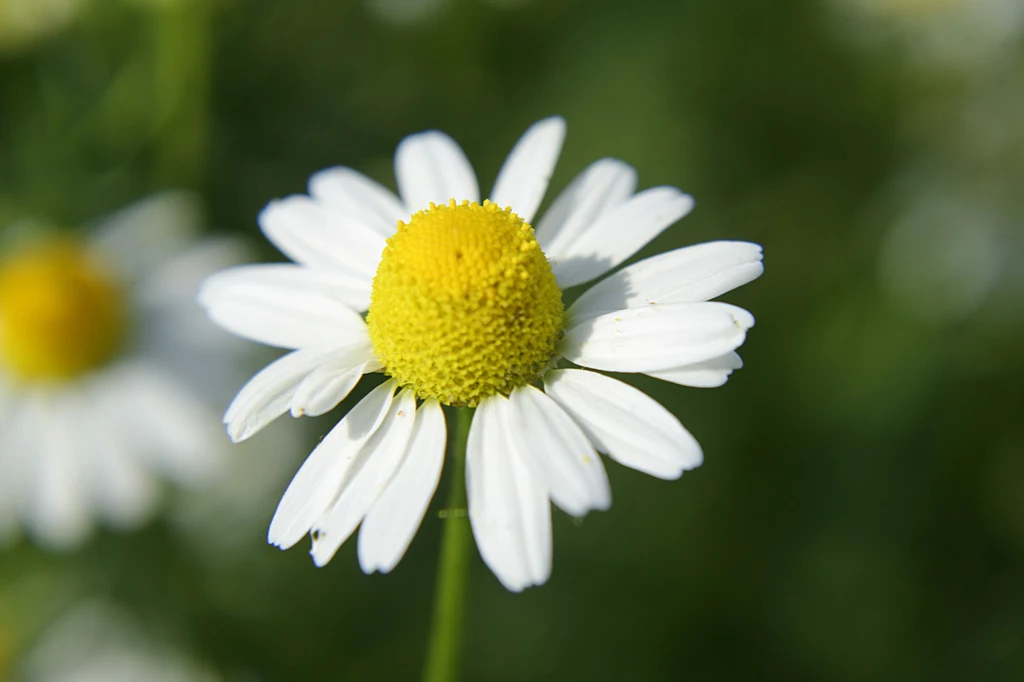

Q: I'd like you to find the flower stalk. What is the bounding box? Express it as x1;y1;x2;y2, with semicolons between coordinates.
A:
423;407;473;682
151;0;211;187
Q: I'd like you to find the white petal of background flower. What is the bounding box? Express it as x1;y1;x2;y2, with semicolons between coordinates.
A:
0;385;30;545
259;196;387;279
568;241;764;323
504;385;611;517
309;389;418;566
395;130;480;211
646;351;745;388
169;418;301;555
136;237;252;311
468;396;552;592
544;369;703;479
0;384;18;543
131;236;258;408
358;399;447;574
200;263;372;316
88;191;202;283
549;186;696;289
199;272;371;350
308;166;407;237
268;380;396;550
80;384;160;527
108;362;224;486
25;392;92;549
20;600;223;682
561;302;754;373
535;157;637;255
490;116;566;223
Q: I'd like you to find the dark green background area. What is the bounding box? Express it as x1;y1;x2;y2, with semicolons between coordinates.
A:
2;0;1023;680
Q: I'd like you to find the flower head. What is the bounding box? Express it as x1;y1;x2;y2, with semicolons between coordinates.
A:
15;600;222;682
368;199;563;406
200;117;763;590
0;240;126;381
0;194;250;549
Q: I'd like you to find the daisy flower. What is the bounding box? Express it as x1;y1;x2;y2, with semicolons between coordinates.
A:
0;193;249;549
0;0;83;55
199;117;763;591
15;600;222;682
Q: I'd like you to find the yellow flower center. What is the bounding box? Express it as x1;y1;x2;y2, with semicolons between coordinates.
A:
367;200;564;406
0;240;126;382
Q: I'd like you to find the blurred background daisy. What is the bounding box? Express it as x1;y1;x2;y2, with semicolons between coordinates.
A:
3;592;223;682
0;192;249;549
1;0;1022;680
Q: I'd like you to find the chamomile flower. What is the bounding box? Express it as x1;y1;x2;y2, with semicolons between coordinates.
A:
15;600;222;682
200;117;763;591
0;0;83;55
0;193;249;550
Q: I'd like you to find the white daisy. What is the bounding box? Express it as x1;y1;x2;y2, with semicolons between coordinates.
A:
830;0;1024;69
365;0;536;27
199;117;763;591
0;0;83;55
15;600;222;682
0;193;250;550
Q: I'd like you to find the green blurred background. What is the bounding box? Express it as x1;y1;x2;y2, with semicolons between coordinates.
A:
2;0;1023;679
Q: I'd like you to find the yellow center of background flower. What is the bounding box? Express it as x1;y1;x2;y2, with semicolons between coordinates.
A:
368;200;563;406
0;240;126;381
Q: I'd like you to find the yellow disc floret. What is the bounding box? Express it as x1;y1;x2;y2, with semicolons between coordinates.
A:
0;240;126;381
368;200;563;406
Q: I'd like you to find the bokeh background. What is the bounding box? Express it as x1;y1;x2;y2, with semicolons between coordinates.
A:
2;0;1023;679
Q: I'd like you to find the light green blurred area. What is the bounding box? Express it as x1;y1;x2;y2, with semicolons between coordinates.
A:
1;0;1023;680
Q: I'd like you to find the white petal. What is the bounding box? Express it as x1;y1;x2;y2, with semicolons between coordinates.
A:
490;116;566;223
549;187;695;289
309;390;418;566
358;399;446;574
224;347;342;442
134;240;252;395
267;380;396;550
88;191;201;282
0;393;17;541
199;268;370;349
81;386;159;527
25;394;93;549
647;352;744;388
467;396;552;592
137;236;251;309
308;166;406;235
108;363;223;486
224;342;372;438
290;359;380;418
504;386;610;517
259;196;386;279
535;158;637;254
199;263;372;315
544;370;702;479
568;241;764;323
395;130;480;212
0;391;41;524
560;302;754;373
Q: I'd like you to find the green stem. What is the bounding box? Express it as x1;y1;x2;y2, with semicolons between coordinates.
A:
151;0;211;188
423;407;473;682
